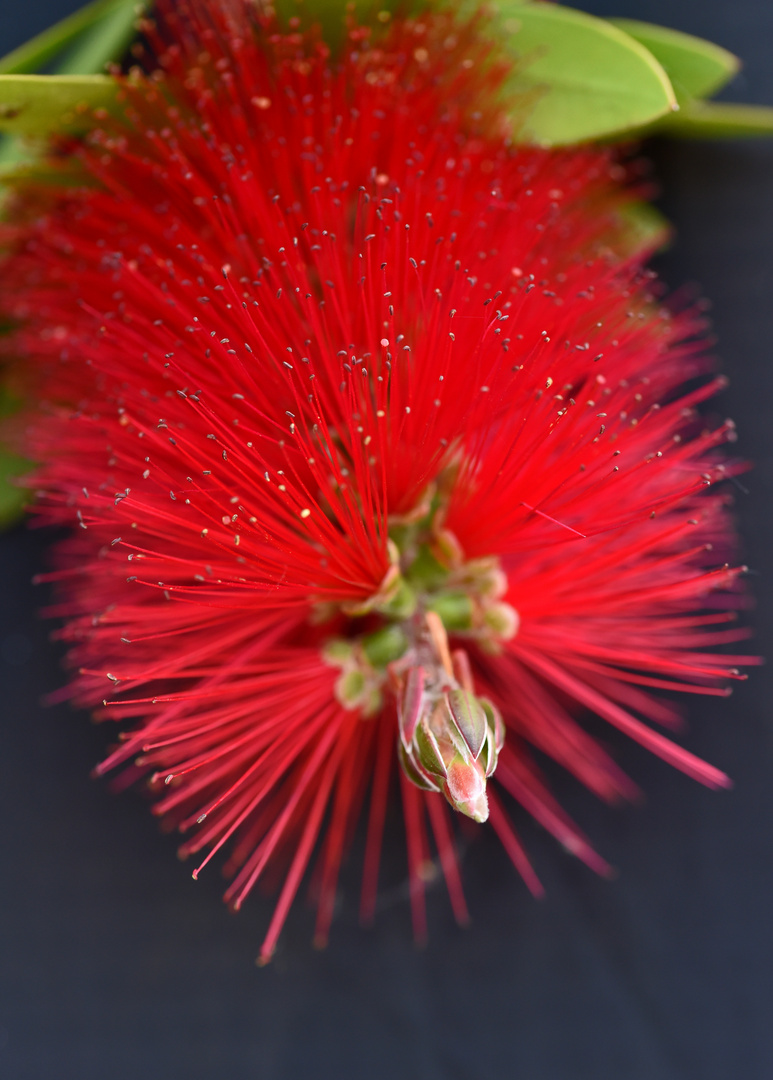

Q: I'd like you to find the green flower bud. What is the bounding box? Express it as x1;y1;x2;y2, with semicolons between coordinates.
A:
427;590;472;631
464;557;508;599
482;601;520;641
336;668;365;706
322;638;355;665
430;527;464;569
406;544;448;591
362;623;409;668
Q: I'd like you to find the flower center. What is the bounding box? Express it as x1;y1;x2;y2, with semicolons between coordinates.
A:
321;495;517;822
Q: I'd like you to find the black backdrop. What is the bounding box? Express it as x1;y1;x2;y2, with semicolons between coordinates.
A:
1;2;771;1077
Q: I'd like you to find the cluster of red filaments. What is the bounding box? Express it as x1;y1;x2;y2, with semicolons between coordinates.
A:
0;1;755;961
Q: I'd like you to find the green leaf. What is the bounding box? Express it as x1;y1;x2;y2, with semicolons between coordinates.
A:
0;150;95;186
0;2;148;182
0;0;121;76
0;74;118;136
607;18;739;103
493;2;677;146
57;1;147;76
0;447;30;530
0;135;39;171
660;99;773;139
616;200;671;256
274;0;409;52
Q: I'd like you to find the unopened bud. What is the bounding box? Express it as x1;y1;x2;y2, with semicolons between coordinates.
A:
430;526;464;569
325;639;384;717
322;639;354;664
427;590;472;631
338;668;365;703
334;668;382;716
482;601;520;641
397;676;505;824
463;557;508;599
362;624;409;668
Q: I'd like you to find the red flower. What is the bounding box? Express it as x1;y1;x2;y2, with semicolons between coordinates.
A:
1;1;754;961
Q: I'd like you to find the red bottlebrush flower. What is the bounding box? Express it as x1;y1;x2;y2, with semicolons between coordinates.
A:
0;1;755;962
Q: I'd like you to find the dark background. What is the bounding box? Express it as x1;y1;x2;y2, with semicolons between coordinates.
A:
1;1;771;1077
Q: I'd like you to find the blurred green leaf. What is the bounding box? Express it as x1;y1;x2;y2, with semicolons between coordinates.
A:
0;135;39;172
0;151;95;185
616;200;671;255
0;0;120;75
493;2;677;146
0;447;30;530
57;0;147;76
0;74;117;137
274;0;409;51
0;4;148;535
607;19;739;103
0;1;147;174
